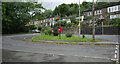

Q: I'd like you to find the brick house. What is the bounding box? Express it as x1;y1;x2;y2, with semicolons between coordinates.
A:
83;2;120;24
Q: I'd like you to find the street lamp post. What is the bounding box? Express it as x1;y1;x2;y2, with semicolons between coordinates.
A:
102;21;103;35
78;0;81;37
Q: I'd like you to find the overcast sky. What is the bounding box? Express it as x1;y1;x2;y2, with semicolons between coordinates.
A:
38;0;120;11
38;0;97;11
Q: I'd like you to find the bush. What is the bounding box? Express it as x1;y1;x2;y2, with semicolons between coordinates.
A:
47;29;52;35
66;23;72;28
38;26;43;31
29;25;37;30
53;27;59;36
82;34;85;38
44;30;48;35
54;20;67;27
65;33;72;37
109;18;120;26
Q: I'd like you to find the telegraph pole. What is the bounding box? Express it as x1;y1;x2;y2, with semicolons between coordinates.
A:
78;0;81;37
92;0;95;40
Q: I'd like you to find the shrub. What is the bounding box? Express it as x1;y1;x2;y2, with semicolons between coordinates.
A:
109;18;120;26
65;33;72;37
47;29;52;35
82;34;85;38
38;26;43;31
44;30;48;35
53;27;59;36
66;23;72;28
29;25;37;30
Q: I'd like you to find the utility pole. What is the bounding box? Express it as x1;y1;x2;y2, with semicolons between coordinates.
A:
92;0;95;40
78;0;81;37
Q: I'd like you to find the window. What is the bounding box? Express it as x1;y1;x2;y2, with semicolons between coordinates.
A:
115;6;117;10
87;12;89;16
100;10;102;14
108;6;119;13
90;12;92;16
107;8;110;13
95;11;96;15
109;8;111;12
110;15;117;19
97;10;99;14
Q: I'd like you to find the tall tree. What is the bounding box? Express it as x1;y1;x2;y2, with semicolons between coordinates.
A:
2;2;44;34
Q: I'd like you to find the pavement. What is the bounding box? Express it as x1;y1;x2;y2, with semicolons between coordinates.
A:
1;33;118;63
74;34;119;42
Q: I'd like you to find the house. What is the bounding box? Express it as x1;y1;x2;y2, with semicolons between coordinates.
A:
83;2;120;24
27;16;73;27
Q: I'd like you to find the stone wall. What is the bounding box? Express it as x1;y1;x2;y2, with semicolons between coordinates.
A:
61;26;120;35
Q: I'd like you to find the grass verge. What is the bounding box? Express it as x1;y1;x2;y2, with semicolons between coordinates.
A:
32;34;101;42
23;38;116;45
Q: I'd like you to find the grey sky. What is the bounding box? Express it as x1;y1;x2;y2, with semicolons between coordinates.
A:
38;0;120;11
38;0;97;11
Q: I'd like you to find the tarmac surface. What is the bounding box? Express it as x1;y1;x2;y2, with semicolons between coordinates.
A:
1;33;118;63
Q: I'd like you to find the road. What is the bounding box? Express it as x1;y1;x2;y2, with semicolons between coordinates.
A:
63;34;119;42
1;33;117;63
85;35;119;42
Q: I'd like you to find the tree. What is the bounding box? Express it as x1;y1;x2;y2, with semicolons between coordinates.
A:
2;2;44;34
43;10;53;18
69;15;78;24
53;3;70;17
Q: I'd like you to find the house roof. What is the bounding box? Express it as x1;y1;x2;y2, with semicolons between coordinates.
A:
84;1;120;12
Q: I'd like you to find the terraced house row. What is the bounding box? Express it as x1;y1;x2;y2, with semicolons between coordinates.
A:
83;2;120;24
28;2;120;27
28;15;71;27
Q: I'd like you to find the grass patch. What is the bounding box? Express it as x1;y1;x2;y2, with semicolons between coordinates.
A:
24;38;115;45
32;34;101;42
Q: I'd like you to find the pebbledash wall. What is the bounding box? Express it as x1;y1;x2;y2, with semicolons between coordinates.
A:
61;26;120;35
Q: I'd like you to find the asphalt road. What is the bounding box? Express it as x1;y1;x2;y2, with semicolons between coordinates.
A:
75;34;119;42
2;33;117;62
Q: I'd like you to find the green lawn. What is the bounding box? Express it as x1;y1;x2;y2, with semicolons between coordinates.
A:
32;34;101;42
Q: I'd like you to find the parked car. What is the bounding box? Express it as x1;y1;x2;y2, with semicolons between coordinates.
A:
32;29;40;33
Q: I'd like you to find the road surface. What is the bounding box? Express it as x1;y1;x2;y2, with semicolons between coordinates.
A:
1;34;117;63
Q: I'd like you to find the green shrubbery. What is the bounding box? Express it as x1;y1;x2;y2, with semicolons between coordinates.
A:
47;29;52;35
82;34;85;38
109;18;120;26
65;33;72;37
28;25;37;30
44;29;52;35
53;20;67;27
66;23;72;28
44;30;48;35
38;26;43;31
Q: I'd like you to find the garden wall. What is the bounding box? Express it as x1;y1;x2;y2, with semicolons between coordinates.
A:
62;26;120;35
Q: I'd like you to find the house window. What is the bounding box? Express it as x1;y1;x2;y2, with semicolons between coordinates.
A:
100;10;102;14
90;12;92;16
94;11;96;15
109;8;111;12
97;10;99;15
87;12;89;16
115;6;117;10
